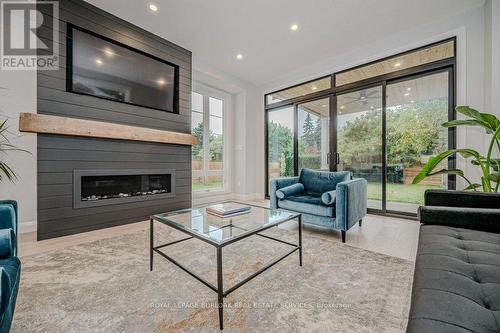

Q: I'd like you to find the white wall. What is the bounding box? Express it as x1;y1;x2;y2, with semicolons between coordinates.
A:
484;0;500;118
192;59;262;202
0;70;37;232
252;4;490;194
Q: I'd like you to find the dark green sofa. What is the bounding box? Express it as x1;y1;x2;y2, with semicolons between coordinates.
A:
407;190;500;332
0;201;21;333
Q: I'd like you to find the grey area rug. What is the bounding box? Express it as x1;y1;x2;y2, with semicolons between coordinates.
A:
12;225;413;333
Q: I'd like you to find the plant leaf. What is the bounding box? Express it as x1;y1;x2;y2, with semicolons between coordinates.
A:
412;148;480;184
428;168;465;178
455;106;500;133
489;172;500;183
463;183;482;190
0;162;16;182
442;119;491;131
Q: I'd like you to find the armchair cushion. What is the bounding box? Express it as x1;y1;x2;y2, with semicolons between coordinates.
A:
278;196;334;217
276;183;304;200
0;229;14;259
299;168;350;195
321;190;336;205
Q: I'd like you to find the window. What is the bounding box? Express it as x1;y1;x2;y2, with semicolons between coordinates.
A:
335;40;454;86
266;77;331;105
191;87;229;193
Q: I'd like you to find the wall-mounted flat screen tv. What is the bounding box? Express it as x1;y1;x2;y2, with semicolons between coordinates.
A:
67;25;179;113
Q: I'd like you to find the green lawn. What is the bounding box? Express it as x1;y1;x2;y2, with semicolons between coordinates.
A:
192;179;223;191
367;183;442;204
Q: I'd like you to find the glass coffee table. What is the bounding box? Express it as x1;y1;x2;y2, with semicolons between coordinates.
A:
150;202;302;330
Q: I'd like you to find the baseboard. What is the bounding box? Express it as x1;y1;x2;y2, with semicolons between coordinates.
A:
19;220;37;234
233;193;262;201
192;192;262;206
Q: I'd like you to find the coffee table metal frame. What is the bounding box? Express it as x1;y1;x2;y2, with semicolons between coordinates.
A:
149;204;302;330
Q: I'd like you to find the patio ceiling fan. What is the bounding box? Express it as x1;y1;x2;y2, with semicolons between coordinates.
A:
343;89;380;105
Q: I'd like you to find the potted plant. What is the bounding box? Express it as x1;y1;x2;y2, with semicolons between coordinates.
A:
0;119;27;182
413;106;500;192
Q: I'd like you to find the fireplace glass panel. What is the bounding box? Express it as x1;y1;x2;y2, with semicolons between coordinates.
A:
81;174;172;202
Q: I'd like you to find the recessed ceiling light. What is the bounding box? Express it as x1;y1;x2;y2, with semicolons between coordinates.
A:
148;3;158;12
410;100;415;103
370;106;374;109
394;62;401;68
103;47;114;57
156;78;166;86
321;104;327;108
340;105;345;110
311;86;317;91
406;87;411;91
290;24;299;31
95;58;103;65
236;54;243;60
404;92;410;97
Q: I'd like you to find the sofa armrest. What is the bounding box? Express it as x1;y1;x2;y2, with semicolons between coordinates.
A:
335;178;367;230
270;177;299;209
419;206;500;233
424;190;500;209
0;229;14;258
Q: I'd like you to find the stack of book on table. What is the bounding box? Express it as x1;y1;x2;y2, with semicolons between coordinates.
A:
206;203;251;218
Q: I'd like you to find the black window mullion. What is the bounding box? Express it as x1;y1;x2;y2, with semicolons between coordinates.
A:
381;81;387;213
293;104;299;176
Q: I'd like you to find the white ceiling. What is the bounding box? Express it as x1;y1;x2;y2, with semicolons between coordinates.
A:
86;0;483;86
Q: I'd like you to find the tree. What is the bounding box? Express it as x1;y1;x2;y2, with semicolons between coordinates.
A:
268;121;294;177
337;98;448;168
209;133;224;162
192;122;204;160
301;113;316;147
386;100;447;167
313;117;322;150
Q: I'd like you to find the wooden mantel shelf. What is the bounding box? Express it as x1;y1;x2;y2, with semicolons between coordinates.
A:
19;113;197;146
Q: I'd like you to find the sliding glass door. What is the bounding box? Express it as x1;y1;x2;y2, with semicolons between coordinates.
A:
385;71;450;213
333;69;452;214
336;86;383;210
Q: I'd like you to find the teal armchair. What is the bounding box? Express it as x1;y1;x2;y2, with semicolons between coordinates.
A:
0;200;21;333
270;169;367;242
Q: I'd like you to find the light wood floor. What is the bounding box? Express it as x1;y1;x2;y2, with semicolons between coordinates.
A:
19;201;420;261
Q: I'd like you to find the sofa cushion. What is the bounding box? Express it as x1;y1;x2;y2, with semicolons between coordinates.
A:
407;225;500;333
276;183;304;199
278;195;334;217
299;168;350;195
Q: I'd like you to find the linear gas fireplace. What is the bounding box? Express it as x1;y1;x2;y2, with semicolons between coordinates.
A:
73;169;175;208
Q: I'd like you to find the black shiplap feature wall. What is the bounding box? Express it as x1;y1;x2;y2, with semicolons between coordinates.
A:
37;0;192;240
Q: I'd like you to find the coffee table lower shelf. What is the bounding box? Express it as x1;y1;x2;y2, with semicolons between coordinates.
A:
149;215;303;330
